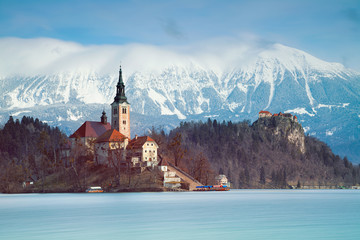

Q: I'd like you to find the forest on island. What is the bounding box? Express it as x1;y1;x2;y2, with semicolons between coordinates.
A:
0;116;359;192
0;116;162;193
0;116;68;192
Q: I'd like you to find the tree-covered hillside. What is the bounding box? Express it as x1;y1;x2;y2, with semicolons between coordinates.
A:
153;117;359;189
1;115;359;192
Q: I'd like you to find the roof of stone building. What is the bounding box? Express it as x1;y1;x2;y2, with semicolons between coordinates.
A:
127;136;157;150
96;129;128;143
69;121;111;138
259;110;272;115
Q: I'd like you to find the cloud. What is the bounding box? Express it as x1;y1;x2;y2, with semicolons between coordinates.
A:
0;35;352;79
344;8;360;24
0;36;266;77
160;18;185;40
341;8;360;33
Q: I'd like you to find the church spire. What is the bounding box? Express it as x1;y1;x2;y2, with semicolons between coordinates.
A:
114;65;128;103
111;65;130;139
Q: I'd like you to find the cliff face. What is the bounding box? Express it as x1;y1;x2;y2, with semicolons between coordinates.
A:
252;116;305;154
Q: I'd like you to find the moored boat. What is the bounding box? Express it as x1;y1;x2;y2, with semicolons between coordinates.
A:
194;185;230;191
86;186;104;193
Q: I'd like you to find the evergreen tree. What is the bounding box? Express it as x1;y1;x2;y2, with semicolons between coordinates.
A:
260;166;265;185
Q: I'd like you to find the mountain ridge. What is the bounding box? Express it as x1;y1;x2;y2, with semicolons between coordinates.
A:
0;38;359;162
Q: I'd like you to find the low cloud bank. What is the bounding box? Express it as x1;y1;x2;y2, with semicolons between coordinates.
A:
0;36;269;77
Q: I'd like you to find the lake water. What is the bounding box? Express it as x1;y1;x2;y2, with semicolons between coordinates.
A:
1;190;359;240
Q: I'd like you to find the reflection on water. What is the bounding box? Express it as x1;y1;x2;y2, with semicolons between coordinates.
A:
0;190;360;240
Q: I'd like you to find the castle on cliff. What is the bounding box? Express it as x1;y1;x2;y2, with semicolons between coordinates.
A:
259;110;298;122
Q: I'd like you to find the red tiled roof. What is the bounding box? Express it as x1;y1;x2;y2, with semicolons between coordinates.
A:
127;136;156;150
273;113;279;116
69;121;111;138
259;110;272;115
96;129;128;143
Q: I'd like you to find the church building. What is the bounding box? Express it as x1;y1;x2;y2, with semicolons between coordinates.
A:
69;66;158;167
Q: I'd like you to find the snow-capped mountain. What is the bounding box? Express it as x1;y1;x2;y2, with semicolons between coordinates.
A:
0;38;359;162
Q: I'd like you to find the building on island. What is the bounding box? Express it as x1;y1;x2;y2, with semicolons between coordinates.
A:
69;66;204;190
69;111;111;152
158;159;182;189
111;66;131;139
94;129;129;165
127;135;158;168
215;174;230;187
69;66;157;170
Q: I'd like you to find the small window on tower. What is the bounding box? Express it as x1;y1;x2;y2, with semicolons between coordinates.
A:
122;108;127;114
114;108;118;114
123;120;126;125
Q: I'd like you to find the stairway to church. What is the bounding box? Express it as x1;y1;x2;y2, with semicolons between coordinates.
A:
167;164;203;191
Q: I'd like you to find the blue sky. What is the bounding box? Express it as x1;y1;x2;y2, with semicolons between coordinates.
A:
0;0;359;70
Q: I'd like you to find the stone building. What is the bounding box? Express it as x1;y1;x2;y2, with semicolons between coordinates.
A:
259;110;272;118
215;174;230;186
69;66;159;169
69;111;111;152
127;136;159;168
259;110;298;122
94;129;129;165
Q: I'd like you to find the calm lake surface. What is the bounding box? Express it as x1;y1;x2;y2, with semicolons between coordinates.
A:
1;190;359;240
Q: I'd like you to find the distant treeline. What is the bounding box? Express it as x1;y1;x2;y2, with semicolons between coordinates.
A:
151;118;360;188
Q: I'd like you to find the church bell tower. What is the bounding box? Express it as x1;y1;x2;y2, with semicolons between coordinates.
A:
111;66;130;139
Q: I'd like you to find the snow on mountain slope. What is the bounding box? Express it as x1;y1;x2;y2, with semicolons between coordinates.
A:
0;38;359;162
1;38;357;115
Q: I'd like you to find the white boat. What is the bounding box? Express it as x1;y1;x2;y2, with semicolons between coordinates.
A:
86;186;104;193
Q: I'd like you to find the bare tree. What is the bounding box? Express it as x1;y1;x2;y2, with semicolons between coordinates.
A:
69;137;89;190
107;142;126;186
190;151;214;185
169;132;186;167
